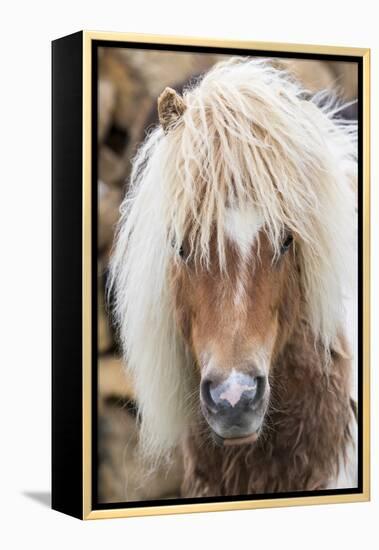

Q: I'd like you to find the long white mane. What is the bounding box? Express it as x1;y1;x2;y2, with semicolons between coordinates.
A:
109;58;357;461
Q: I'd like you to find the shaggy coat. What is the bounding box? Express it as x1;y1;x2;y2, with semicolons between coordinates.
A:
110;58;358;495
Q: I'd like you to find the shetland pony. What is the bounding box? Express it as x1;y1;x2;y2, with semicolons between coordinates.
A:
110;58;358;496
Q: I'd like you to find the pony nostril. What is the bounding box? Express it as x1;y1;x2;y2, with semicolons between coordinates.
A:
250;375;266;407
200;379;218;413
234;375;267;409
243;375;258;401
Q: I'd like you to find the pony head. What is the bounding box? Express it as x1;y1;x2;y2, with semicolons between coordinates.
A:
110;58;357;460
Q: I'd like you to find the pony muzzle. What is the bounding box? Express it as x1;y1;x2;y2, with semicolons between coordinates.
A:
200;369;269;445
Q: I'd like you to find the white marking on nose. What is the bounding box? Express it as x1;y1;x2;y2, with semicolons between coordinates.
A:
220;382;256;407
217;371;258;407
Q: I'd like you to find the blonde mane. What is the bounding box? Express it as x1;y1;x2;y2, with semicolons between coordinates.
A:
109;58;357;461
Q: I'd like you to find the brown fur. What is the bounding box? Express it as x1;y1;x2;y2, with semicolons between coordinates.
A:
171;233;354;496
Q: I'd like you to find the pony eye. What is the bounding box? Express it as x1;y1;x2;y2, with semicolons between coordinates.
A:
171;238;185;259
281;233;293;254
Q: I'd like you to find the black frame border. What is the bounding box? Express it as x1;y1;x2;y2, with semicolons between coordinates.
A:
52;31;84;519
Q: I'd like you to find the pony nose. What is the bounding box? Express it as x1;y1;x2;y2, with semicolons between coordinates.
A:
201;371;265;413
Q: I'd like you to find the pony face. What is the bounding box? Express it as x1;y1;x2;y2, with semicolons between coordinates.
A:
171;206;301;445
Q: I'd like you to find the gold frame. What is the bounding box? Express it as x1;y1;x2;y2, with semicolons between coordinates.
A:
82;31;371;520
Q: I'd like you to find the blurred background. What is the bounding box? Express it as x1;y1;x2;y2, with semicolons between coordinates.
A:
97;47;358;504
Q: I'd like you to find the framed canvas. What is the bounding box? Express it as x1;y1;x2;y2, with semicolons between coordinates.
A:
52;31;370;520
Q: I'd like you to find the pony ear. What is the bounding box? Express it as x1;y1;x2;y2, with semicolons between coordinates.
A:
158;87;186;133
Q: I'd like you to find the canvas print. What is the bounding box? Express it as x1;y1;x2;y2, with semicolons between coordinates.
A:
96;46;359;505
